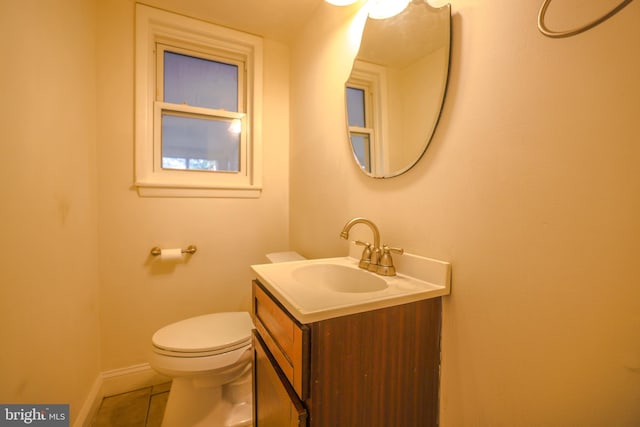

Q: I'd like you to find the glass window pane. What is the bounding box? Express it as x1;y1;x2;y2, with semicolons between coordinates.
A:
350;133;371;172
164;51;238;111
161;113;240;172
346;87;366;127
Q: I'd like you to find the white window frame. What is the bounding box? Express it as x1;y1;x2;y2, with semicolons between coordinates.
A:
347;60;388;176
135;4;263;198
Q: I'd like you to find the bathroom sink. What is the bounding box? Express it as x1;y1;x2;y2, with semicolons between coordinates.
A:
251;245;451;323
292;263;387;293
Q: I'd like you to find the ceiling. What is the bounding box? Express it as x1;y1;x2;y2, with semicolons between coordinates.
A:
140;0;324;42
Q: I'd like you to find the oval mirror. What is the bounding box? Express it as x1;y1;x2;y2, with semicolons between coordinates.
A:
345;1;451;178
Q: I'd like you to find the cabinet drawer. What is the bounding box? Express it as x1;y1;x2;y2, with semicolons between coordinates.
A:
254;332;307;427
252;280;309;399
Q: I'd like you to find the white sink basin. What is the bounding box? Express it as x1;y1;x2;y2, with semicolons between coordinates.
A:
252;246;451;323
292;263;388;293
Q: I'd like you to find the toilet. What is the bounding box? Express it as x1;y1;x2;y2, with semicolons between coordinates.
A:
149;312;254;427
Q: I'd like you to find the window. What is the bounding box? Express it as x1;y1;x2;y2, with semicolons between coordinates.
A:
346;86;373;173
346;60;387;175
135;4;263;197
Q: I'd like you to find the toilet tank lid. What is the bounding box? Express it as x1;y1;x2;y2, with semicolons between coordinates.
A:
152;312;254;353
265;251;306;263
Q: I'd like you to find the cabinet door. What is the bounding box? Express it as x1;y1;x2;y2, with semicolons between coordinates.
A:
254;333;307;427
253;280;309;399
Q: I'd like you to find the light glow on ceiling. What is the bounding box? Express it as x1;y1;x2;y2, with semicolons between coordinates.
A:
367;0;410;19
325;0;411;19
324;0;359;5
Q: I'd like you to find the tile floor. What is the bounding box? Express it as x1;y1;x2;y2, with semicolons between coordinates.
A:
91;383;171;427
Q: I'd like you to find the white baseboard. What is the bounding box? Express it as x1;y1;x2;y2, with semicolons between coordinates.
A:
73;375;103;427
74;363;170;427
100;363;170;397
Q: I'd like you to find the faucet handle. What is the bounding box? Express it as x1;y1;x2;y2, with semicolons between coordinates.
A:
355;240;373;269
377;245;404;276
383;245;404;256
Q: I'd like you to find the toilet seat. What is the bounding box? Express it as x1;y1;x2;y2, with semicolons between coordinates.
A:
152;312;253;358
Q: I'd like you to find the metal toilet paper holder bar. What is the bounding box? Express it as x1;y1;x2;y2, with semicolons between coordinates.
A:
150;245;197;256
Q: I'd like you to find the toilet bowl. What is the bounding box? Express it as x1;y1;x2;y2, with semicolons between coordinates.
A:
150;312;254;427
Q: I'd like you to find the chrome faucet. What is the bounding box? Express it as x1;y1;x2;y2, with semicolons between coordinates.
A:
339;217;403;276
340;217;381;271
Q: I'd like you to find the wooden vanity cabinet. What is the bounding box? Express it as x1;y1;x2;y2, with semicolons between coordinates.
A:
252;279;442;427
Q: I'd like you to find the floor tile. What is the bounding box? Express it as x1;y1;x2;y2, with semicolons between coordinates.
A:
146;391;169;427
92;388;152;427
151;382;171;395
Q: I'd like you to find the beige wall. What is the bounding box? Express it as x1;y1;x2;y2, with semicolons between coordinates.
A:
96;0;291;370
291;0;640;425
0;0;101;421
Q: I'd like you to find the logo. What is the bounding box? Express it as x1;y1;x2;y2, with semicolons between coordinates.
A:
0;405;68;426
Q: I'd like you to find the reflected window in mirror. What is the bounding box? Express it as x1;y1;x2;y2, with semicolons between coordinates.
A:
346;86;372;172
347;61;387;174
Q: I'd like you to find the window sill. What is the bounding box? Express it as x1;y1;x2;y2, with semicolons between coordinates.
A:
135;182;262;198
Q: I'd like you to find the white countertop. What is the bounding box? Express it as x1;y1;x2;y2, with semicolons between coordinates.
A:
251;247;451;323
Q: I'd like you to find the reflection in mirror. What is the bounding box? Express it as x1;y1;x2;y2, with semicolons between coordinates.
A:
346;1;451;178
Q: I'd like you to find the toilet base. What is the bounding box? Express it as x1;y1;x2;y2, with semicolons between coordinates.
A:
162;377;226;427
225;402;252;427
161;372;252;427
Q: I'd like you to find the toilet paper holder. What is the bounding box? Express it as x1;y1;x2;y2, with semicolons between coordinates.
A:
150;245;197;256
